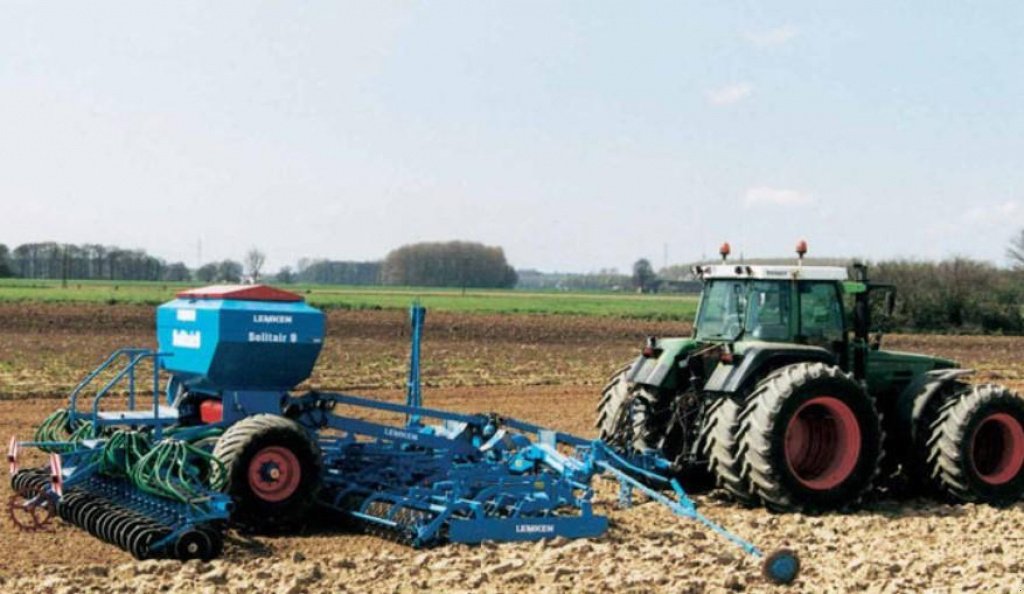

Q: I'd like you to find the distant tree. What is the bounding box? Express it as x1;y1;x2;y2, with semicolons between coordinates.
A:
217;260;243;283
0;244;12;277
632;259;656;292
275;266;295;284
382;241;517;288
872;258;1024;333
1008;230;1024;269
162;262;192;282
244;248;266;282
297;260;381;285
195;263;219;283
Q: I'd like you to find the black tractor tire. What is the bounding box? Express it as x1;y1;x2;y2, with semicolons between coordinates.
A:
925;384;1024;505
595;364;698;480
596;365;674;450
212;414;322;532
895;380;970;496
738;362;883;512
596;365;633;445
701;393;759;505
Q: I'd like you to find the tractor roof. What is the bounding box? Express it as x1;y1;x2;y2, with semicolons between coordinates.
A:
696;264;848;281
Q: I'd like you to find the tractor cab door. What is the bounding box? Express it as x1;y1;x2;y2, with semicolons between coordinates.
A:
796;281;846;364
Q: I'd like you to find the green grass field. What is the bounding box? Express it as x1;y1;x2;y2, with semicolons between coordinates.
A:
0;279;699;320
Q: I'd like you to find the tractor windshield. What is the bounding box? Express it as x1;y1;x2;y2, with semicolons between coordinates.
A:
695;280;792;341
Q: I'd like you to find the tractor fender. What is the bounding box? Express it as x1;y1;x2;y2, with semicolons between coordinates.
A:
702;344;836;395
896;368;974;444
627;338;696;391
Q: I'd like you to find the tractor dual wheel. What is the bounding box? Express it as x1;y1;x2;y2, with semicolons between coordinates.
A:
738;362;883;512
702;393;759;505
212;414;322;533
595;365;634;446
595;365;701;480
925;384;1024;505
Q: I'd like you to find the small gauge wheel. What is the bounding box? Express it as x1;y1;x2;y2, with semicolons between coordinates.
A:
762;548;800;585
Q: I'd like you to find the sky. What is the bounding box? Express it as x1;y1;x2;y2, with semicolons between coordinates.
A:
1;2;1023;273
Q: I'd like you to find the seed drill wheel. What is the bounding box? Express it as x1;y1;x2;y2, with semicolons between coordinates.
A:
926;384;1024;504
738;363;883;512
173;528;222;561
212;414;322;532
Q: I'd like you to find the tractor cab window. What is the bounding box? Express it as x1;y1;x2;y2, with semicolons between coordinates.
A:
799;282;844;348
695;280;748;340
746;282;792;341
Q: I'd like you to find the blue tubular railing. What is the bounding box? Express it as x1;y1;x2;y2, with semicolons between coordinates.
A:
67;348;169;437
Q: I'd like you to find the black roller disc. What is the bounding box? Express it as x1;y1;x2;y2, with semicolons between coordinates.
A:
110;511;137;547
198;525;224;560
173;529;216;561
124;521;152;557
113;514;135;550
130;526;156;560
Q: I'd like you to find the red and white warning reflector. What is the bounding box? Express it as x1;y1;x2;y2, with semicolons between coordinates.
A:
48;453;63;497
7;436;19;476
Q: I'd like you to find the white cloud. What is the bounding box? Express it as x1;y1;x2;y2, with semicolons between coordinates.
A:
965;200;1019;223
744;25;798;48
706;83;753;106
743;187;814;208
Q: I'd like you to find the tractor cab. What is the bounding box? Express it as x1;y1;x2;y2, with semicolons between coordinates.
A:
690;243;908;382
692;265;847;352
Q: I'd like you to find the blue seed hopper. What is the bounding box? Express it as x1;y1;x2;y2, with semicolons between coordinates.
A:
8;286;799;585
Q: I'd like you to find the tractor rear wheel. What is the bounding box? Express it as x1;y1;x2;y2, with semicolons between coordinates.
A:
925;384;1024;505
596;365;665;451
596;365;679;456
212;414;322;532
738;362;883;512
702;393;758;505
596;365;633;446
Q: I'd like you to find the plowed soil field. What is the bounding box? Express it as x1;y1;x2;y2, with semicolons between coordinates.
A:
1;303;1023;593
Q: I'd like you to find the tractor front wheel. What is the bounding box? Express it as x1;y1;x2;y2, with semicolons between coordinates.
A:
212;414;322;532
926;384;1024;505
738;362;883;512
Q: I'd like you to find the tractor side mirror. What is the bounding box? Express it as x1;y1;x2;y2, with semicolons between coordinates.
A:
885;291;896;317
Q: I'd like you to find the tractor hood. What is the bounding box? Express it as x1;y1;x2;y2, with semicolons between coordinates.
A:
626;337;701;391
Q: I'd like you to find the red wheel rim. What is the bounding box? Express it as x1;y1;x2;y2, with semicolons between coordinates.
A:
970;413;1024;485
247;446;301;502
783;396;862;490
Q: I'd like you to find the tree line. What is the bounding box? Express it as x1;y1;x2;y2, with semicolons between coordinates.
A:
0;242;190;282
7;236;1024;334
0;240;518;289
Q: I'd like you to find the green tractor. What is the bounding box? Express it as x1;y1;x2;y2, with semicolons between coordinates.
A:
597;242;1024;511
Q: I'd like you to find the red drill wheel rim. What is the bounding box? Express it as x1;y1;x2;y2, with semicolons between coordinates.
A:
783;396;862;490
970;413;1024;485
247;446;301;502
